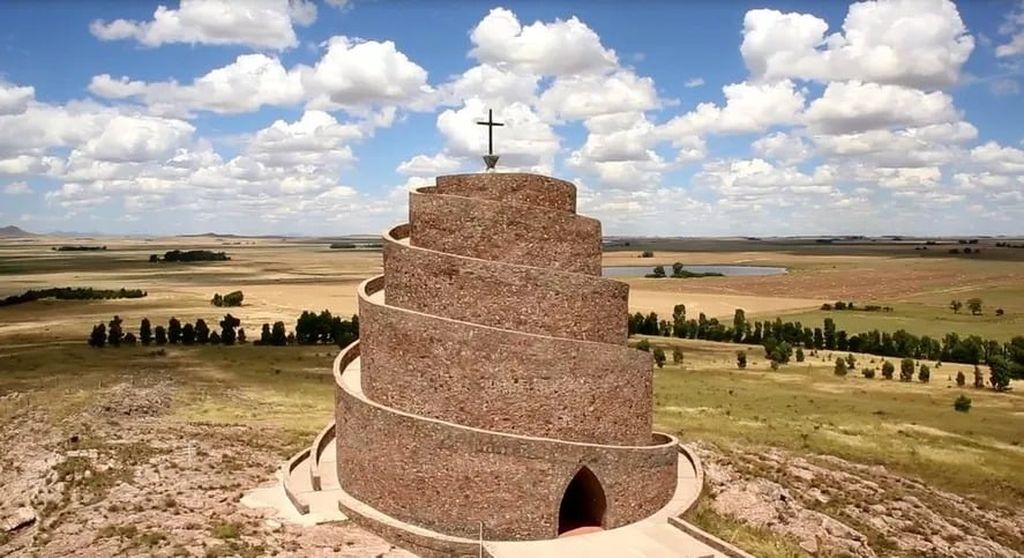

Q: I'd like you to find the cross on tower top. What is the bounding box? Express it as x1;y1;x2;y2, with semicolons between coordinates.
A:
476;108;504;170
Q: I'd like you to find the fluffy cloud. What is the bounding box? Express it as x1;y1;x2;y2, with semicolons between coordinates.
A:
741;0;974;89
537;70;660;121
396;153;463;176
442;64;538;109
301;36;432;110
659;80;805;138
81;115;195;163
89;54;304;116
695;158;839;207
996;1;1024;57
751;132;811;165
0;83;34;116
803;81;958;134
437;99;559;171
3;181;31;195
812;122;976;167
970;141;1024;174
469;8;617;75
89;38;432;116
246;110;362;168
89;0;316;50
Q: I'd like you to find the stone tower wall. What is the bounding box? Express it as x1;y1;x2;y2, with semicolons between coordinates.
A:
335;172;677;542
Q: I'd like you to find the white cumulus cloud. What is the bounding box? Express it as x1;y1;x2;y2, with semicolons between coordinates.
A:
89;0;317;50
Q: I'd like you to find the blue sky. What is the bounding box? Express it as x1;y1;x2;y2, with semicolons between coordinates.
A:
1;0;1023;236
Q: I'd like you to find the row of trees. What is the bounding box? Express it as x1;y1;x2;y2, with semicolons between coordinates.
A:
820;301;892;312
628;305;1024;384
148;250;229;263
87;311;359;349
2;287;146;307
52;245;106;251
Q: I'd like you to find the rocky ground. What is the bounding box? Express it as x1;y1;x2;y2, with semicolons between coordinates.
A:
3;377;1022;557
0;377;411;557
693;442;1024;557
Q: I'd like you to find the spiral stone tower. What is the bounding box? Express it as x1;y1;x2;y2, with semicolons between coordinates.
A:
281;172;711;557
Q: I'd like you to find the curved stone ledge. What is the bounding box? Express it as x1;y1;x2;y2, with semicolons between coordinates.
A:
309;422;336;491
358;276;653;445
409;187;602;275
333;341;678;541
435;173;576;213
383;226;628;344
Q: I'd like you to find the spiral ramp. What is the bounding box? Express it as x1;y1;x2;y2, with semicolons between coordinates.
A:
279;173;735;557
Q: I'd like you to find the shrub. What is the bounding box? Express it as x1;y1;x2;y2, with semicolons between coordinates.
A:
900;358;915;382
640;251;654;258
736;351;747;369
211;290;244;307
652;347;666;368
140;318;152;346
154;325;167;345
881;361;895;380
954;394;972;413
88;323;107;348
834;357;848;376
955;371;965;387
636;338;651;352
672;346;684;365
862;368;875;379
973;365;984;388
770;361;779;371
918;364;931;383
995;308;1004;316
795;347;805;362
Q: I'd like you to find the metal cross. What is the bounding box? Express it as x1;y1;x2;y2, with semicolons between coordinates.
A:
476;109;504;156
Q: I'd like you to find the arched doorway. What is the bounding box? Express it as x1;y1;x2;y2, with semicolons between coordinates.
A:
557;466;607;536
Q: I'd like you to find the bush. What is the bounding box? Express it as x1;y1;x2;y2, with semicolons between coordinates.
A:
212;290;244;307
672;346;684;365
955;371;965;387
845;353;856;369
652;347;666;368
834;357;848;376
88;323;107;348
640;251;654;258
862;368;875;379
974;365;984;388
918;364;931;383
154;326;167;345
881;361;895;380
736;351;747;369
953;394;972;413
636;338;651;352
795;347;805;362
900;358;915;382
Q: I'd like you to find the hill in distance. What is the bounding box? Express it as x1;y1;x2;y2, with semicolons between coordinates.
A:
0;225;36;238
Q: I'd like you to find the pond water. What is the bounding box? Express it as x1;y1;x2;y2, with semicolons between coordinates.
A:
601;264;787;277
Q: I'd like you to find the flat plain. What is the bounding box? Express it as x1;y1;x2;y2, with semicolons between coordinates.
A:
1;234;1022;556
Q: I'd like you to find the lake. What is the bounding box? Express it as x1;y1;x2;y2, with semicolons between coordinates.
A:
601;264;787;277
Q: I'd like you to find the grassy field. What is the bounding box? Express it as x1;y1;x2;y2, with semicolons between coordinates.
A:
2;234;1023;555
647;336;1024;510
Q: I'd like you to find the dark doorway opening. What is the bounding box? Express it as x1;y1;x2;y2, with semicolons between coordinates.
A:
557;466;607;536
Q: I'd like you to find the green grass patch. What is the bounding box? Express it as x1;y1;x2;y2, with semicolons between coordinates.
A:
652;339;1024;509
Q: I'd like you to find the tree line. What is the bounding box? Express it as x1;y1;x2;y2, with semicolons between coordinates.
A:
52;245;106;251
149;250;229;263
628;305;1024;387
2;287;146;307
87;310;358;349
